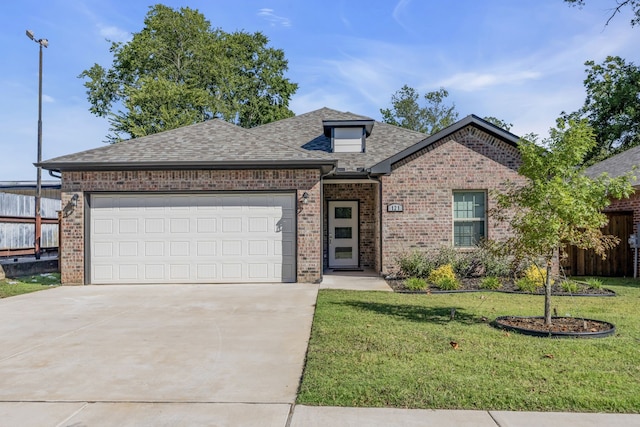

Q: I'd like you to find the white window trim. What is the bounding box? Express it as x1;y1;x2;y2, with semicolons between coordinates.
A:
452;190;487;248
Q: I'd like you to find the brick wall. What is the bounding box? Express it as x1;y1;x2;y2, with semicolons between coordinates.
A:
60;169;322;284
605;189;640;226
380;127;525;275
323;182;378;269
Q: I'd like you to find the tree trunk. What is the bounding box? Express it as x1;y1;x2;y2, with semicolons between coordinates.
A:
544;259;553;326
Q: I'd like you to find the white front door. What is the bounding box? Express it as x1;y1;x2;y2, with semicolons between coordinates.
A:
328;200;359;268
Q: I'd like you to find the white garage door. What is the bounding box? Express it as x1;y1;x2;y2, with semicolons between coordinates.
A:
89;193;296;284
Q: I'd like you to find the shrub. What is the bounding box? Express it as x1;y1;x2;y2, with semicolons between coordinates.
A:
428;264;460;290
475;241;513;277
480;276;502;290
436;276;461;290
397;251;434;278
522;264;554;287
404;277;427;291
561;280;580;293
515;277;541;293
585;277;603;289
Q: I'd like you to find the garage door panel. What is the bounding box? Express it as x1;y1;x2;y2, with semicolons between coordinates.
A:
94;219;113;234
145;218;164;233
119;264;138;280
90;193;296;284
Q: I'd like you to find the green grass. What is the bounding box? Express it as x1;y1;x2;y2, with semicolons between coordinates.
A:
0;273;60;298
298;277;640;413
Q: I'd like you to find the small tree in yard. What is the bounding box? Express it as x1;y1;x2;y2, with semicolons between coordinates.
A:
493;118;633;325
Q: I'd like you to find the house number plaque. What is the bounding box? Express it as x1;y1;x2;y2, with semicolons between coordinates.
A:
387;203;403;212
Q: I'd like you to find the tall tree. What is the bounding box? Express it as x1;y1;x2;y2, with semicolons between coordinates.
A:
493;119;633;325
563;56;640;163
483;116;513;132
380;85;458;134
79;4;298;142
565;0;640;26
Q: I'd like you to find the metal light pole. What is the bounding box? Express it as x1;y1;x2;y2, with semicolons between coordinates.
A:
26;30;48;260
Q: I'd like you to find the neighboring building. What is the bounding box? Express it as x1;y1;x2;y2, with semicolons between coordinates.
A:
0;180;61;200
39;108;524;285
0;181;61;256
567;146;640;277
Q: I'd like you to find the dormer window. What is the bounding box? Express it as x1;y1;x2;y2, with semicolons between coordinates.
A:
323;119;374;153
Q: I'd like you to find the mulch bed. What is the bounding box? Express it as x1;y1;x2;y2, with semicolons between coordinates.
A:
386;278;615;297
495;316;613;333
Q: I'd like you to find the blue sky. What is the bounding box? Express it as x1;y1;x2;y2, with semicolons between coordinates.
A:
1;0;638;181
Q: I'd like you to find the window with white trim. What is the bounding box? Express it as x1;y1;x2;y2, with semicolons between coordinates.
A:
453;191;486;247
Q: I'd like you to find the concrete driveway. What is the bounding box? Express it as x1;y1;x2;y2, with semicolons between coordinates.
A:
0;283;318;426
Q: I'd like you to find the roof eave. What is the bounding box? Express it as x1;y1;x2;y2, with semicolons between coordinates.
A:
38;160;338;175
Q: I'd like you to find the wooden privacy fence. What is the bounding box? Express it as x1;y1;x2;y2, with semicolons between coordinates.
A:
561;211;634;277
0;192;60;256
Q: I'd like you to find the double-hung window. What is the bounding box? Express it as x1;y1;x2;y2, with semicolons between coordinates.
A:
453;191;486;247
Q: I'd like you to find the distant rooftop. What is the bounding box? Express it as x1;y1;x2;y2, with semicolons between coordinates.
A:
0;181;61;189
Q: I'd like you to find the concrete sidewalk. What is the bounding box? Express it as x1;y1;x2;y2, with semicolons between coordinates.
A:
320;268;392;291
1;402;638;426
290;405;640;427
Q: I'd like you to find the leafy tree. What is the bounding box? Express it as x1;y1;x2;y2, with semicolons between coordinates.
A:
493;119;633;325
563;56;640;163
565;0;640;26
380;85;459;134
483;116;513;132
79;4;297;142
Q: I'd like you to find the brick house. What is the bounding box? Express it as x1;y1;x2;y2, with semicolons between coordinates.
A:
573;146;640;276
40;108;523;285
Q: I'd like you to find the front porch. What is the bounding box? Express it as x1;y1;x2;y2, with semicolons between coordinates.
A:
323;181;380;273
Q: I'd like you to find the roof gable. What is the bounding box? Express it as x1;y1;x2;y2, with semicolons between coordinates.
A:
370;115;520;174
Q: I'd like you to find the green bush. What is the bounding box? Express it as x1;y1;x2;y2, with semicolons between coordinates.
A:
397;251;434;278
436;276;460;290
522;264;553;286
475;241;513;277
480;276;502;290
585;277;603;289
515;277;541;293
396;243;516;282
405;277;428;291
429;264;460;290
561;280;580;293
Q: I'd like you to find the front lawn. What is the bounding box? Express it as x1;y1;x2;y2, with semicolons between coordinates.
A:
298;277;640;413
0;273;60;298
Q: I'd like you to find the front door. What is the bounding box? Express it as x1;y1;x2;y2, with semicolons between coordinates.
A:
328;200;359;268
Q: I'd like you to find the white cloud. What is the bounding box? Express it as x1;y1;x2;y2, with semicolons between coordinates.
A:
98;24;131;42
439;70;541;92
43;94;55;103
392;0;413;31
257;9;292;28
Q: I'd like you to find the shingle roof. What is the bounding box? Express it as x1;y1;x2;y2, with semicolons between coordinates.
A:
40;119;333;171
585;145;640;183
39;107;516;175
249;107;428;171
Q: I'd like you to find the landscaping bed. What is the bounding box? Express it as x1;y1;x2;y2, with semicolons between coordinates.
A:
387;277;616;296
